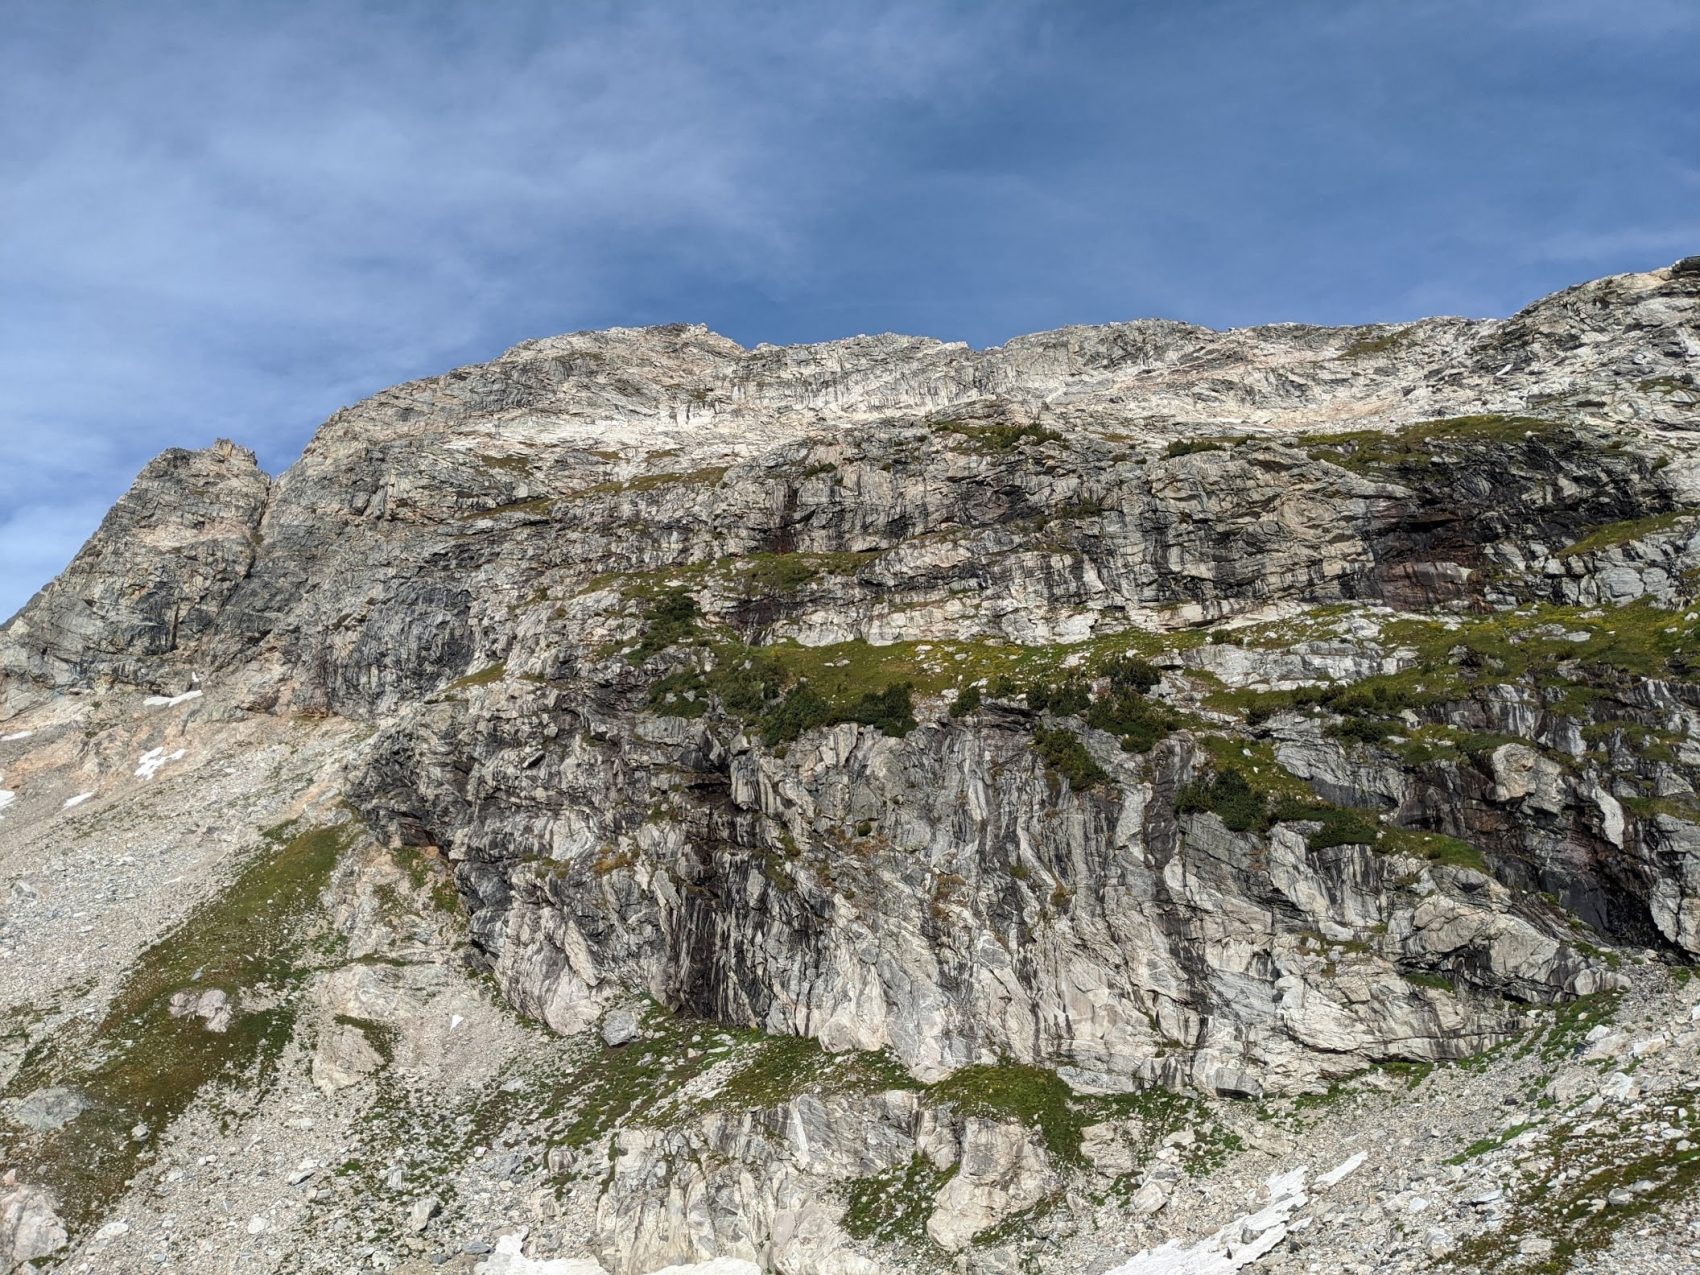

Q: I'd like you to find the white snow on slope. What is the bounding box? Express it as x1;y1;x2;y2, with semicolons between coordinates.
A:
135;748;186;780
1316;1150;1367;1187
63;791;95;809
474;1233;761;1275
144;690;203;708
1105;1152;1369;1275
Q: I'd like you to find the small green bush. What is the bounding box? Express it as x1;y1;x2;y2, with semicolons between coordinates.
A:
1103;654;1160;694
1084;689;1175;753
1026;678;1091;716
1032;726;1112;791
628;588;701;664
935;420;1063;452
949;684;983;718
1165;438;1229;458
761;684;833;744
843;683;918;737
1330;716;1396;745
1276;800;1382;849
1177;767;1267;831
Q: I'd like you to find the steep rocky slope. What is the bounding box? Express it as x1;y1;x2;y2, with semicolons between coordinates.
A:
2;259;1699;1275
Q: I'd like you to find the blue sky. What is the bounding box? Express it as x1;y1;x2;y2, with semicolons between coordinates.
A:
3;0;1697;618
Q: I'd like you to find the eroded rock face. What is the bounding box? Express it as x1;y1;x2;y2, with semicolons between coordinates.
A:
927;1119;1057;1251
2;262;1700;1271
1;440;268;712
594;1090;926;1274
0;1183;67;1270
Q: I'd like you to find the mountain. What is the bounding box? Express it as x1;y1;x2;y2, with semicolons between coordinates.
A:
2;258;1699;1275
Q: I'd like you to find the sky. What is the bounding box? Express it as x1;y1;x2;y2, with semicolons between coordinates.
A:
3;0;1697;618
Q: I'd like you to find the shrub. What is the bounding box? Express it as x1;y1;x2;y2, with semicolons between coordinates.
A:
628;588;701;663
1330;716;1396;745
1032;726;1112;791
1026;678;1091;716
1084;689;1176;753
935;420;1063;452
1102;654;1160;695
761;684;833;744
1273;799;1382;849
949;684;983;718
1164;438;1229;458
843;683;918;737
1176;767;1266;832
758;681;916;745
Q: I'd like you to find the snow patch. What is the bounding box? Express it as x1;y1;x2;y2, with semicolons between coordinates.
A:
144;690;203;708
63;792;95;810
1;730;33;742
472;1233;760;1275
1316;1150;1367;1188
1105;1166;1311;1275
135;748;187;780
0;791;14;815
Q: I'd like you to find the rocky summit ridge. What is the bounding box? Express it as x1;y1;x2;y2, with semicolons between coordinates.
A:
2;258;1700;1275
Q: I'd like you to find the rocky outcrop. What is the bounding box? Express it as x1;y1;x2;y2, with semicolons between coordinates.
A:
2;260;1699;1274
0;440;267;714
0;1180;66;1271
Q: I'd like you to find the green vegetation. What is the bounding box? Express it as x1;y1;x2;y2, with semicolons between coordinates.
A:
842;1156;958;1247
446;661;507;690
1447;1095;1699;1273
1177;767;1271;833
933;419;1063;453
0;822;359;1228
1176;748;1485;868
993;653;1177;755
757;681;918;745
524;1009;923;1152
929;1063;1091;1165
1164;437;1232;458
1557;509;1697;557
391;844;463;917
1623;794;1700;822
732;550;875;597
577;464;730;497
474;453;536;476
1032;726;1111;791
1300;413;1563;472
1637;374;1694;394
1377;828;1486;871
645;619;1190;752
1537;991;1620;1065
646;636;918;744
1448;1121;1537;1164
1212;599;1700;755
948;683;983;717
1336;328;1408;358
627;588;702;664
926;1063;1238;1177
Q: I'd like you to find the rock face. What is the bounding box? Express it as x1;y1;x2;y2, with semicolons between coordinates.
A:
0;440;267;710
2;260;1700;1273
0;1183;66;1269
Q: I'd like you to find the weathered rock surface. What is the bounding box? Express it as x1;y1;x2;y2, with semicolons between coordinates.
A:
0;439;267;712
0;1183;66;1269
2;260;1699;1274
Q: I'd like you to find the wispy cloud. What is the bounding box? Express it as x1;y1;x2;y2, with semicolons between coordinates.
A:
1;0;1696;616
